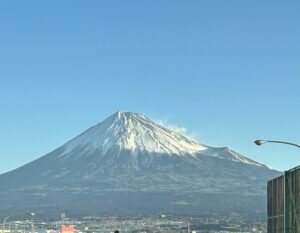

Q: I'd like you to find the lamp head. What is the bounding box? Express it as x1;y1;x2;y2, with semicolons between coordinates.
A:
255;140;267;146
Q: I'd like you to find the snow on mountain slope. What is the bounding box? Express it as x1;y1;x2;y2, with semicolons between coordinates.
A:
58;111;207;159
203;146;264;167
56;111;264;168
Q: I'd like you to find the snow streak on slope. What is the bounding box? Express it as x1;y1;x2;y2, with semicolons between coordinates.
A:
204;147;264;167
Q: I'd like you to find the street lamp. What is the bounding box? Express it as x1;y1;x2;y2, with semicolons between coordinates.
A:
255;139;300;233
2;212;35;233
254;140;300;148
159;214;191;233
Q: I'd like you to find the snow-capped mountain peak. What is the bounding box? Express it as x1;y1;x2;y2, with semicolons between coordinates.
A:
55;111;265;168
59;111;207;159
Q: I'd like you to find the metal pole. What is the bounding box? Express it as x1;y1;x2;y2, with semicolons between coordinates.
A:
2;216;10;233
267;141;300;148
175;216;190;233
186;219;190;233
159;215;190;233
284;172;286;233
2;213;35;233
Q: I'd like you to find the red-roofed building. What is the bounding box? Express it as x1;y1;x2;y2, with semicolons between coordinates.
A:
60;225;74;233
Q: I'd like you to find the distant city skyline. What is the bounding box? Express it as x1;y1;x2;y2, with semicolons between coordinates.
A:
0;0;299;173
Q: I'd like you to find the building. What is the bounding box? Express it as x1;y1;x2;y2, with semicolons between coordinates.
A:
268;166;300;233
60;225;74;233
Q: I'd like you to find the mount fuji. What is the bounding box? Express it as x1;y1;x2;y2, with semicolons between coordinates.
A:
0;112;280;217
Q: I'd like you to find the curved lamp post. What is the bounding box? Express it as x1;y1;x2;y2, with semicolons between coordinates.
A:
255;139;300;233
254;140;300;148
159;214;190;233
2;212;35;233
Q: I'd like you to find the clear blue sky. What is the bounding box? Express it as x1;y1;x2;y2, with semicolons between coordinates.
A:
0;0;299;174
